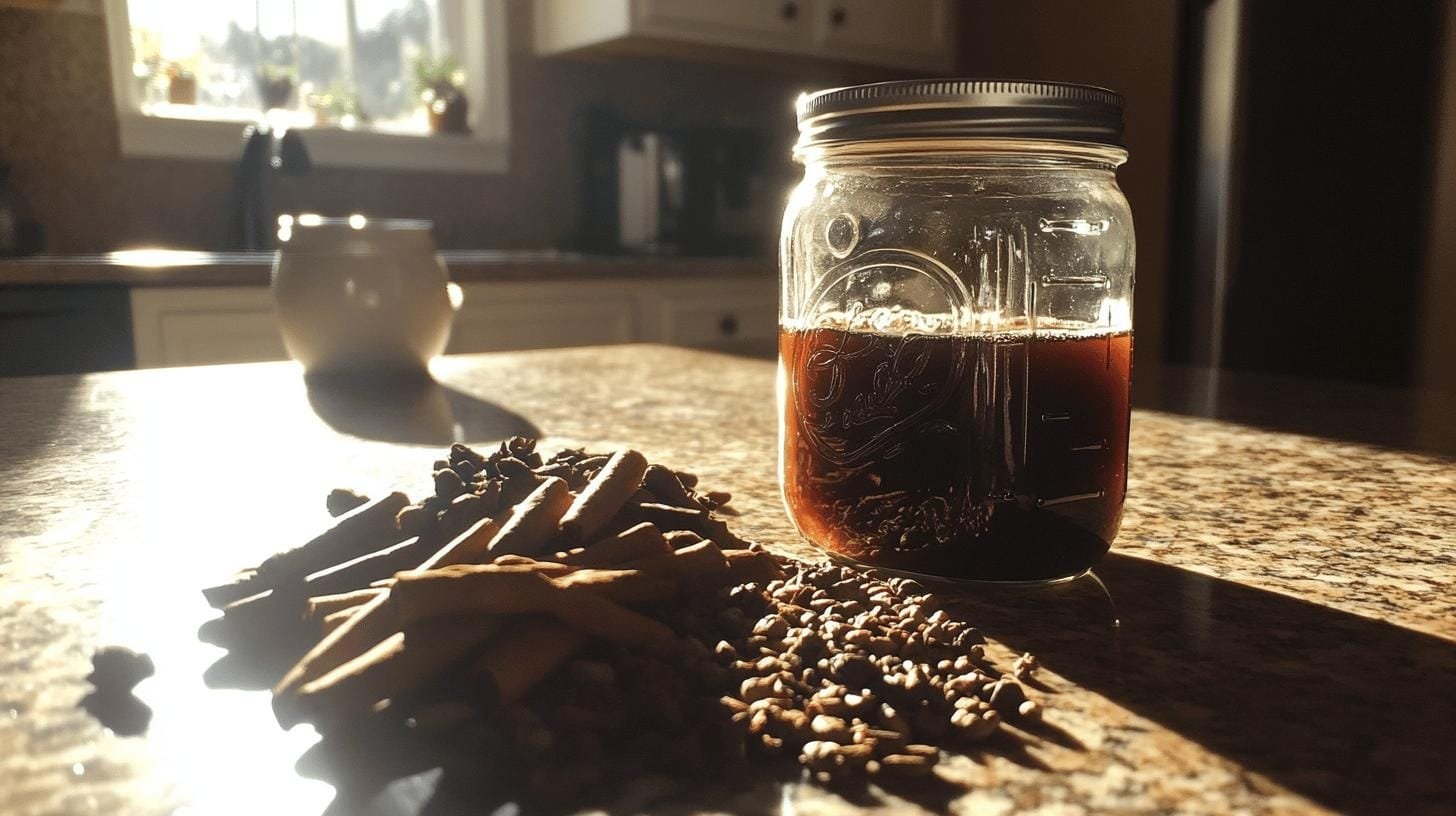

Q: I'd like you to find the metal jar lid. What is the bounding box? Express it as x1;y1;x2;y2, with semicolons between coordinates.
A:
796;79;1124;149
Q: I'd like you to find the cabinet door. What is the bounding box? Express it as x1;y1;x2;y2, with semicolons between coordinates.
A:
0;287;134;376
813;0;956;71
633;0;808;52
646;278;777;356
130;287;286;368
447;282;638;353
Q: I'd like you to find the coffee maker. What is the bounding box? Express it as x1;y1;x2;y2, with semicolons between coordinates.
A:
575;108;768;256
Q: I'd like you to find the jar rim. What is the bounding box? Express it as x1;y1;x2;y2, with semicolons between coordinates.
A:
796;79;1125;151
794;137;1128;169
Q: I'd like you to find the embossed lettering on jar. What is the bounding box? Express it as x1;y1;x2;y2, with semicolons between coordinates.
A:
778;80;1135;582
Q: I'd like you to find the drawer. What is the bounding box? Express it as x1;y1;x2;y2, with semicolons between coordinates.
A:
648;279;777;349
448;282;638;353
130;287;286;368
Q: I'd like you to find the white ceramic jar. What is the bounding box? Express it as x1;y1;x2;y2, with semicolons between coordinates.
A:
272;216;454;377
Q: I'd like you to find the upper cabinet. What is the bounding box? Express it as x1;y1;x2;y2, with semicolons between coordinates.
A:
812;0;956;71
634;0;809;52
534;0;958;73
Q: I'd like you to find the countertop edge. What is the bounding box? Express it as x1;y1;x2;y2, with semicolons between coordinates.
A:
0;252;776;288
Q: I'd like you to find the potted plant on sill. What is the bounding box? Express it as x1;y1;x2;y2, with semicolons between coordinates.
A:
412;54;469;135
307;83;366;129
165;61;197;105
256;63;297;112
131;30;164;106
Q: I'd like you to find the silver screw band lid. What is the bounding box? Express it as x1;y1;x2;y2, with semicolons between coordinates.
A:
797;79;1125;148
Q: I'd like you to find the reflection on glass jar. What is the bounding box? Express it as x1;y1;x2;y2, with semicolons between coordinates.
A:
778;80;1134;583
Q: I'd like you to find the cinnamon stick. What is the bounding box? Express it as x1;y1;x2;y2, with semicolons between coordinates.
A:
552;568;677;605
294;574;674;726
470;617;585;706
465;600;669;708
274;592;397;727
205;532;436;646
390;565;675;624
320;606;359;637
390;569;558;624
558;522;669;568
622;501;748;548
366;558;570;590
306;588;384;620
415;514;500;571
412;560;574;579
203;492;409;607
558;450;649;544
547;590;678;650
276;562;569;725
664;530;705;550
486;476;572;558
256;491;410;580
303;534;438;598
292;616;502;728
621;539;731;581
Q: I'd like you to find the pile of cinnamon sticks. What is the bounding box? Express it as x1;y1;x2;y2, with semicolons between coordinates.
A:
202;439;1052;806
200;440;778;734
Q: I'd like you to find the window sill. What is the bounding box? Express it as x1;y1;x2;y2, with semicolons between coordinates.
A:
116;112;508;174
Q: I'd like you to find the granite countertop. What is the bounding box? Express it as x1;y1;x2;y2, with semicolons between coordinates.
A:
1;345;1453;815
0;250;773;288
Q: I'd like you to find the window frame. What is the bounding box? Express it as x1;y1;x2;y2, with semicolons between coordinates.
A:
101;0;510;174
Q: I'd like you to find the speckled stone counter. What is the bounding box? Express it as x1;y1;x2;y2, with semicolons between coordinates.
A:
2;345;1453;815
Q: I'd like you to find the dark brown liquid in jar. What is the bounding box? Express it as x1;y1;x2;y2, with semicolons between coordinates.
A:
779;326;1132;582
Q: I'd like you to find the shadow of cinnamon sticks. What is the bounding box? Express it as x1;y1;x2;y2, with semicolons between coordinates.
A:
293;713;1018;816
202;640;310;691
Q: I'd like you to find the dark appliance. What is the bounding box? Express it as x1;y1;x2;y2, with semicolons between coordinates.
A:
576;108;767;256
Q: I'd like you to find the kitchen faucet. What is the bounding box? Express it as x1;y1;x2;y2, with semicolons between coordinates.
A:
231;124;311;250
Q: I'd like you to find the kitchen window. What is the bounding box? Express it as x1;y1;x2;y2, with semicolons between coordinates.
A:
102;0;509;173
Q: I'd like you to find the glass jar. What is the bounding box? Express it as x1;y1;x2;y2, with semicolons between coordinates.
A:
779;80;1134;583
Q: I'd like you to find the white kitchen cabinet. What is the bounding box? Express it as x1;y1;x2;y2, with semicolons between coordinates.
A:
534;0;957;73
813;0;956;71
130;276;775;369
447;281;638;353
643;278;778;350
130;287;286;368
633;0;807;52
533;0;804;56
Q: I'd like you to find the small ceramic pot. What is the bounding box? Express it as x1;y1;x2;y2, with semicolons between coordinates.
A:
425;88;470;134
167;74;197;105
272;216;454;378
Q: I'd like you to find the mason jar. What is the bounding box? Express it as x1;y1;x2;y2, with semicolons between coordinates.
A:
778;80;1134;583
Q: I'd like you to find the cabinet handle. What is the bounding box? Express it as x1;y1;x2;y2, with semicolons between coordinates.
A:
829;6;847;27
719;314;740;337
781;1;798;21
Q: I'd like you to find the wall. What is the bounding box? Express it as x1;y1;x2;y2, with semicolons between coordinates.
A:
1221;1;1440;386
0;0;884;252
1417;2;1456;443
957;0;1180;376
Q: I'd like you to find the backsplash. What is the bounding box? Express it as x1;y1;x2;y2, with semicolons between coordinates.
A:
0;1;890;252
